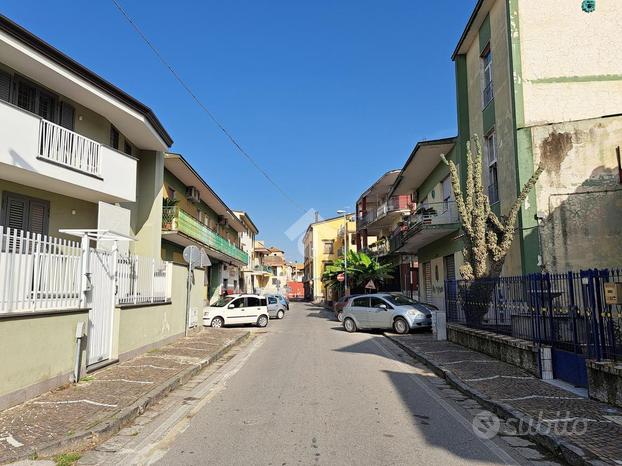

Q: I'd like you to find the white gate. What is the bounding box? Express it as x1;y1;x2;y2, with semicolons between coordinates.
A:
86;248;116;366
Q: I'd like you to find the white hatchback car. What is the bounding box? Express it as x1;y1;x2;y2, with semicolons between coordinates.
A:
203;294;270;328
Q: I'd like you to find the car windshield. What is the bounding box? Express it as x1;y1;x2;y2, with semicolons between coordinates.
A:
384;294;418;306
212;296;235;307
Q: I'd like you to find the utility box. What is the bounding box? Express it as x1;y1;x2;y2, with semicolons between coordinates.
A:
604;282;622;305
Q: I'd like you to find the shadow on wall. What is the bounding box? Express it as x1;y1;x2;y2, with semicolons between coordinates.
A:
527;165;622;273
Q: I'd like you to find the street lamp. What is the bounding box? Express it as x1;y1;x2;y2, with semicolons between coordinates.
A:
337;209;349;296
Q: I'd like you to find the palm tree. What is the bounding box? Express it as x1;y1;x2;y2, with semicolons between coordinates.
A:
322;251;393;293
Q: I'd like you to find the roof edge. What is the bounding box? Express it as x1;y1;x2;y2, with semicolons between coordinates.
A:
0;14;173;147
451;0;485;60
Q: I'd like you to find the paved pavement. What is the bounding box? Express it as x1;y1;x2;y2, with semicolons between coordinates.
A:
0;328;248;464
388;333;622;465
81;302;567;465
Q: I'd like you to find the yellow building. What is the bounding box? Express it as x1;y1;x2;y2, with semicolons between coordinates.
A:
303;214;357;303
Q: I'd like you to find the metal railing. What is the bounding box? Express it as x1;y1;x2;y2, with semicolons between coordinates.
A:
376;196;411;219
162;206;249;264
117;255;172;305
0;226;82;312
39;119;101;177
409;201;459;230
446;269;622;362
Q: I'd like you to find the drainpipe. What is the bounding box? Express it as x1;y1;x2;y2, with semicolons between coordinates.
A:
73;321;85;382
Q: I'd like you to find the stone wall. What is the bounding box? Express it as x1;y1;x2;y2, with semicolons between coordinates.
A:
447;323;542;376
587;360;622;408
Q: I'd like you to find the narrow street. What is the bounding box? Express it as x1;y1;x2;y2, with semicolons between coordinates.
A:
84;302;561;466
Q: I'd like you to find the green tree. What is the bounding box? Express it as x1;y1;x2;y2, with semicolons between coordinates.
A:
441;135;543;324
322;251;394;293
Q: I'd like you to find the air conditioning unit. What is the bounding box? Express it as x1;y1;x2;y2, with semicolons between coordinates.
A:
218;215;227;226
186;186;200;203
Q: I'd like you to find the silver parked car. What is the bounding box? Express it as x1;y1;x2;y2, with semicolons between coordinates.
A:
341;293;433;334
265;294;287;319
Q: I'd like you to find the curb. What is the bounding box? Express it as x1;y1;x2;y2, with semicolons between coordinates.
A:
1;331;252;464
384;334;603;466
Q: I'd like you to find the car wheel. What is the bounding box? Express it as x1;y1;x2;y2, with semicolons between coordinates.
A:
393;317;409;334
277;310;285;319
343;317;357;333
257;315;269;327
337;311;344;322
211;317;224;328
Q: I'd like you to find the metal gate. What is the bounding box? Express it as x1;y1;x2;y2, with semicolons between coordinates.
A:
423;262;432;303
86;248;116;366
529;269;621;388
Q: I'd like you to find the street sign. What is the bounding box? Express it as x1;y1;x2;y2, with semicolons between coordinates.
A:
183;245;211;269
337;273;345;282
365;280;376;290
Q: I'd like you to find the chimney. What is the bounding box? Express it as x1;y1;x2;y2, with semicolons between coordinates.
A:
314;211;320;223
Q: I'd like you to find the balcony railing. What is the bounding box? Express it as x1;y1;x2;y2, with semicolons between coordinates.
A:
409;201;460;230
162;207;249;264
367;239;389;256
39;119;101;177
376;196;411;219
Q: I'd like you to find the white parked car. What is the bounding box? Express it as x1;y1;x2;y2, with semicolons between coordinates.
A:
203;294;269;328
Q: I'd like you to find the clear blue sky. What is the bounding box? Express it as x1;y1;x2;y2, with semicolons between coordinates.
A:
3;0;476;260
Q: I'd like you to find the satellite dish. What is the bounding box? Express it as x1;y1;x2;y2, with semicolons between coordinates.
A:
183;245;211;269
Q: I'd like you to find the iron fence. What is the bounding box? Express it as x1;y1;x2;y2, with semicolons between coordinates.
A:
446;269;622;361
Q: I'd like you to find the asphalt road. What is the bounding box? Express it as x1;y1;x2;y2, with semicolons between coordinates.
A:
147;302;544;466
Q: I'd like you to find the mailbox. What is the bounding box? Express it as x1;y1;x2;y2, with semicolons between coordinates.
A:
604;282;622;305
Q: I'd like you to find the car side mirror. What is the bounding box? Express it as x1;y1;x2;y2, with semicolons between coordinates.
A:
227;304;235;309
378;304;388;310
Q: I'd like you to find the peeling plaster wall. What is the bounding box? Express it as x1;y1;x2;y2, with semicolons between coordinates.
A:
531;116;622;272
517;0;622;126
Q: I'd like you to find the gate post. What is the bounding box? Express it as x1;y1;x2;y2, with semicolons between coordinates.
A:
79;234;91;309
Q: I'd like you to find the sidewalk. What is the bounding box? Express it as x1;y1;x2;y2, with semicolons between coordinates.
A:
386;332;622;465
0;328;250;464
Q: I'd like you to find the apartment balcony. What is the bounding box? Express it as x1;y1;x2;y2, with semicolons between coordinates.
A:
356;210;376;230
0;100;137;203
395;201;460;254
263;256;285;267
363;196;411;235
367;239;390;257
162;207;249;266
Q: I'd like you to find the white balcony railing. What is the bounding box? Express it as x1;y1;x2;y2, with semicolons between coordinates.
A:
39;119;101;177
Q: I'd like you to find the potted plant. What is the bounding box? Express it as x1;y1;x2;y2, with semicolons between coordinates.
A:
162;197;179;230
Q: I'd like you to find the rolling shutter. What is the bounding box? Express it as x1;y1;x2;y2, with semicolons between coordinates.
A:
28;201;49;236
423;262;432;303
444;255;456;281
0;70;11;102
4;195;28;231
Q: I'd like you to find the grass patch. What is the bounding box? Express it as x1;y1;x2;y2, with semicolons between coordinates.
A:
54;452;81;466
79;375;95;383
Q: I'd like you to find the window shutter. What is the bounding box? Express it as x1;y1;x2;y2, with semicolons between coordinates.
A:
0;70;10;102
3;195;28;231
60;101;75;131
28;201;49;236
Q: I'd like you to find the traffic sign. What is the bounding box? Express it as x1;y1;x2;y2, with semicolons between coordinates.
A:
364;280;376;290
183;245;211;269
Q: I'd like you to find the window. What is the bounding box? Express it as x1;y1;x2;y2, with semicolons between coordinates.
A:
1;192;50;236
323;240;334;255
230;298;245;308
352;297;370;307
481;46;493;108
123;140;132;156
268;296;277;304
484;131;499;204
14;77;58;122
246;297;261;307
110;126;120;150
370;297;390;309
